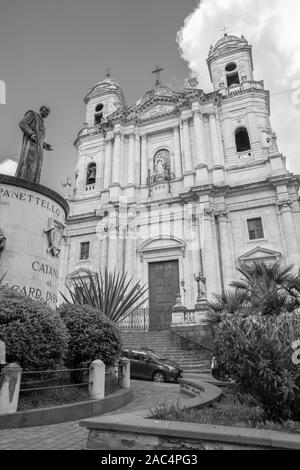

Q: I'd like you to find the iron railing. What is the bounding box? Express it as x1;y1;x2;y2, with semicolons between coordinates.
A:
118;307;149;332
20;367;91;394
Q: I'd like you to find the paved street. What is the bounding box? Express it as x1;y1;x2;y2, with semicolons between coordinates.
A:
0;381;180;450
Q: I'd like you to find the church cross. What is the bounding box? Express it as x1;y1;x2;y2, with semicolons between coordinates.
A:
221;26;230;35
152;66;164;86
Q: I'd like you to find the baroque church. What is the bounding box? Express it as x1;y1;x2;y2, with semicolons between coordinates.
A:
59;33;300;330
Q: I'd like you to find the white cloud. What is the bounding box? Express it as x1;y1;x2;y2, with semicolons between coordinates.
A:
177;0;300;173
0;159;17;176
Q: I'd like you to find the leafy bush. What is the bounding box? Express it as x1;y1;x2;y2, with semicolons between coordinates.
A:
0;288;69;371
213;313;300;420
59;303;122;371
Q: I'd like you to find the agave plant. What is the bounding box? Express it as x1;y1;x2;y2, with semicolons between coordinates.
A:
61;268;148;323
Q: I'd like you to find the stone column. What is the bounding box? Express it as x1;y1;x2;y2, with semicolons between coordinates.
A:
277;199;300;265
112;132;121;185
173;125;182;178
127;133;136;186
215;208;235;289
125;221;136;278
135;133;141;186
118;226;125;274
103;138;113;189
209;113;223;167
107;224;119;272
193;110;205;166
140;135;148;186
100;227;108;270
200;207;221;299
182;119;192;173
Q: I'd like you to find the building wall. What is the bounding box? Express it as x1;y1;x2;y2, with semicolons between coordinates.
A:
59;35;300;308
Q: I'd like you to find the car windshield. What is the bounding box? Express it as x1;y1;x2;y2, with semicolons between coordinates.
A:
147;350;166;361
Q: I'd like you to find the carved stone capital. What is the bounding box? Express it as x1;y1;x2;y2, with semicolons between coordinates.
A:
193;110;202;119
202;206;213;217
277;199;293;210
105;137;114;145
215;209;229;220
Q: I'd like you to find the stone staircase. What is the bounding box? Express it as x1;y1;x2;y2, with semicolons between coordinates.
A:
121;330;212;378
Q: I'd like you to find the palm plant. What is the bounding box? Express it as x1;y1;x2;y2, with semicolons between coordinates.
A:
61;268;148;323
209;261;300;319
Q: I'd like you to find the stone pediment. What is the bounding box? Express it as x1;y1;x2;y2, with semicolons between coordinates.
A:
139;103;177;120
137;237;186;261
238;246;282;263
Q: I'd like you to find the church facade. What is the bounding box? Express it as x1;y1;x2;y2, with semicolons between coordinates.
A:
59;34;300;329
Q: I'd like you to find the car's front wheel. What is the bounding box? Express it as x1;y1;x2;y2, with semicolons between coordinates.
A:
152;371;166;383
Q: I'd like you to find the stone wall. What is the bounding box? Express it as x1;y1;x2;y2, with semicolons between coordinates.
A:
0;175;68;309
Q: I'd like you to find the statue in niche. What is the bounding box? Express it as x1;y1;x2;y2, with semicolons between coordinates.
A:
15;106;53;183
153;149;170;183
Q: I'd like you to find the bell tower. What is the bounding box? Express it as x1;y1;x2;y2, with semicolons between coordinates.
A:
207;33;254;92
206;33;286;176
84;71;127;127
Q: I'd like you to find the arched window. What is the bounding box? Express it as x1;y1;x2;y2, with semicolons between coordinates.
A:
225;62;240;87
86;162;97;185
235;127;251;153
94;104;104;125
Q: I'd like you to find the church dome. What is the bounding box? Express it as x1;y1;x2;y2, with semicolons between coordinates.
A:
209;34;248;57
84;73;126;105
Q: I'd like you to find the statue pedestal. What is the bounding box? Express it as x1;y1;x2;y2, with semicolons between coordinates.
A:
195;299;210;324
0;175;69;309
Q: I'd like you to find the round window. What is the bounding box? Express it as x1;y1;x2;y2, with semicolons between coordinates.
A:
225;62;237;72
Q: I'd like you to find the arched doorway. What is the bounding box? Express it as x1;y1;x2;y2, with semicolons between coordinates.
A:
138;237;185;330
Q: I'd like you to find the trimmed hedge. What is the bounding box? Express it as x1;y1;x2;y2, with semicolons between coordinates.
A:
58;303;122;369
0;288;69;371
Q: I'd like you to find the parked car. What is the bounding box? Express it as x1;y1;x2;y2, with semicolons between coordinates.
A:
121;347;183;383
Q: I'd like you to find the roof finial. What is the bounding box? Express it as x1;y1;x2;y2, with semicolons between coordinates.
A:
221;26;230;36
152;66;164;86
105;68;111;78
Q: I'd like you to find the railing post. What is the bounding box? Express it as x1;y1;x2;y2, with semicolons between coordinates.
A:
89;360;105;400
120;358;130;389
0;363;22;414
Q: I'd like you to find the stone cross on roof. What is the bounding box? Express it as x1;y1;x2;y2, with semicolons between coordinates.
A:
221;26;230;36
152;66;164;86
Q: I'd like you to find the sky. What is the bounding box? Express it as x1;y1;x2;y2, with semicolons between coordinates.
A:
0;0;299;195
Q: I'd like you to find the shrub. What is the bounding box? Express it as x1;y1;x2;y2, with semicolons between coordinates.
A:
61;268;148;323
58;303;122;371
213;313;300;420
0;288;69;371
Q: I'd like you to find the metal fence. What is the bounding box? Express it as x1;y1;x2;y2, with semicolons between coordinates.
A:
118;308;149;332
20;367;91;395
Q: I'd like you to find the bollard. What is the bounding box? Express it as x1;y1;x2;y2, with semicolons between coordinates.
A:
0;363;22;415
89;360;105;400
121;358;130;389
0;340;5;366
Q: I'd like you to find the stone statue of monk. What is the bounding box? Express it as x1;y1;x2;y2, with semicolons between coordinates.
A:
15;105;53;183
